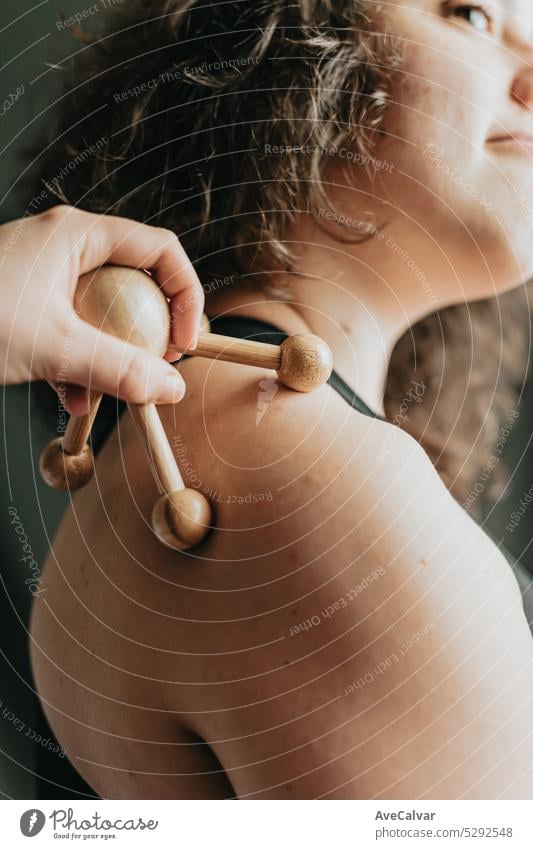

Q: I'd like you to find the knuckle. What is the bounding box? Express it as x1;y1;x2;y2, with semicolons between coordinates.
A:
193;289;205;311
158;226;179;246
192;275;205;299
43;203;73;222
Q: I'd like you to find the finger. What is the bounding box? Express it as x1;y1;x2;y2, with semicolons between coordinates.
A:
167;286;204;352
57;319;187;405
62;383;90;417
75;211;205;350
163;349;184;363
47;379;88;417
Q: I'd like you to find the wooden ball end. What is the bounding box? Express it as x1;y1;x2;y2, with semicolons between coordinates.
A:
278;334;333;392
152;488;212;551
39;438;94;491
75;265;171;356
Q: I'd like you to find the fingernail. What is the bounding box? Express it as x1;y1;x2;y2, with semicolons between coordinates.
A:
156;375;186;404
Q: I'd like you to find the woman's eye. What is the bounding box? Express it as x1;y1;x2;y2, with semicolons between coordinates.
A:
444;3;493;33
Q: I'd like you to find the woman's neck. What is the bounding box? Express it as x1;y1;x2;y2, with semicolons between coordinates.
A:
204;215;445;418
205;278;395;419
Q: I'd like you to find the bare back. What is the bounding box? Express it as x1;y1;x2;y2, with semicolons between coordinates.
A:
30;353;533;799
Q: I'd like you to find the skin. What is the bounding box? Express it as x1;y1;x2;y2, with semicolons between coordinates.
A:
0;205;204;413
30;1;533;799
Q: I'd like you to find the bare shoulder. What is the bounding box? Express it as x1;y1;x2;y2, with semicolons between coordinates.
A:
162;354;451;555
164;352;526;618
162;352;421;518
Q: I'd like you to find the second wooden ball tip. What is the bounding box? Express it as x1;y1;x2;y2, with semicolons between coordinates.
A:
152;488;213;551
277;333;333;392
39;438;94;491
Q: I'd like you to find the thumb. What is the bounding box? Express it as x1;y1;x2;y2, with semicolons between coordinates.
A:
59;319;187;405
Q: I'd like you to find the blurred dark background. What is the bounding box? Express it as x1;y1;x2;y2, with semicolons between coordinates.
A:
1;0;99;799
1;0;533;801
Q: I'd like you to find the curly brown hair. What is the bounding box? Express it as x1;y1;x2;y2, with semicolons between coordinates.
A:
29;0;531;517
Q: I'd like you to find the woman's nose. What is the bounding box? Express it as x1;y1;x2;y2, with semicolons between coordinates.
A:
511;65;533;110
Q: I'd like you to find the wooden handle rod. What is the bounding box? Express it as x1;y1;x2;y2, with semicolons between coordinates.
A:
168;330;333;393
169;332;282;370
127;402;212;552
127;402;184;496
62;391;103;455
39;390;103;491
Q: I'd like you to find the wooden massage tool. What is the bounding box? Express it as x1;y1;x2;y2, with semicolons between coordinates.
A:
39;265;333;551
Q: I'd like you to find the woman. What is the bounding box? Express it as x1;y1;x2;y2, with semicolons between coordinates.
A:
30;0;533;798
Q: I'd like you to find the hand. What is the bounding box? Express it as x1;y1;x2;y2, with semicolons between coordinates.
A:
0;205;204;415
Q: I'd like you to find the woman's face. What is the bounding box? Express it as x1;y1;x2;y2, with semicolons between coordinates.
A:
369;0;533;301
